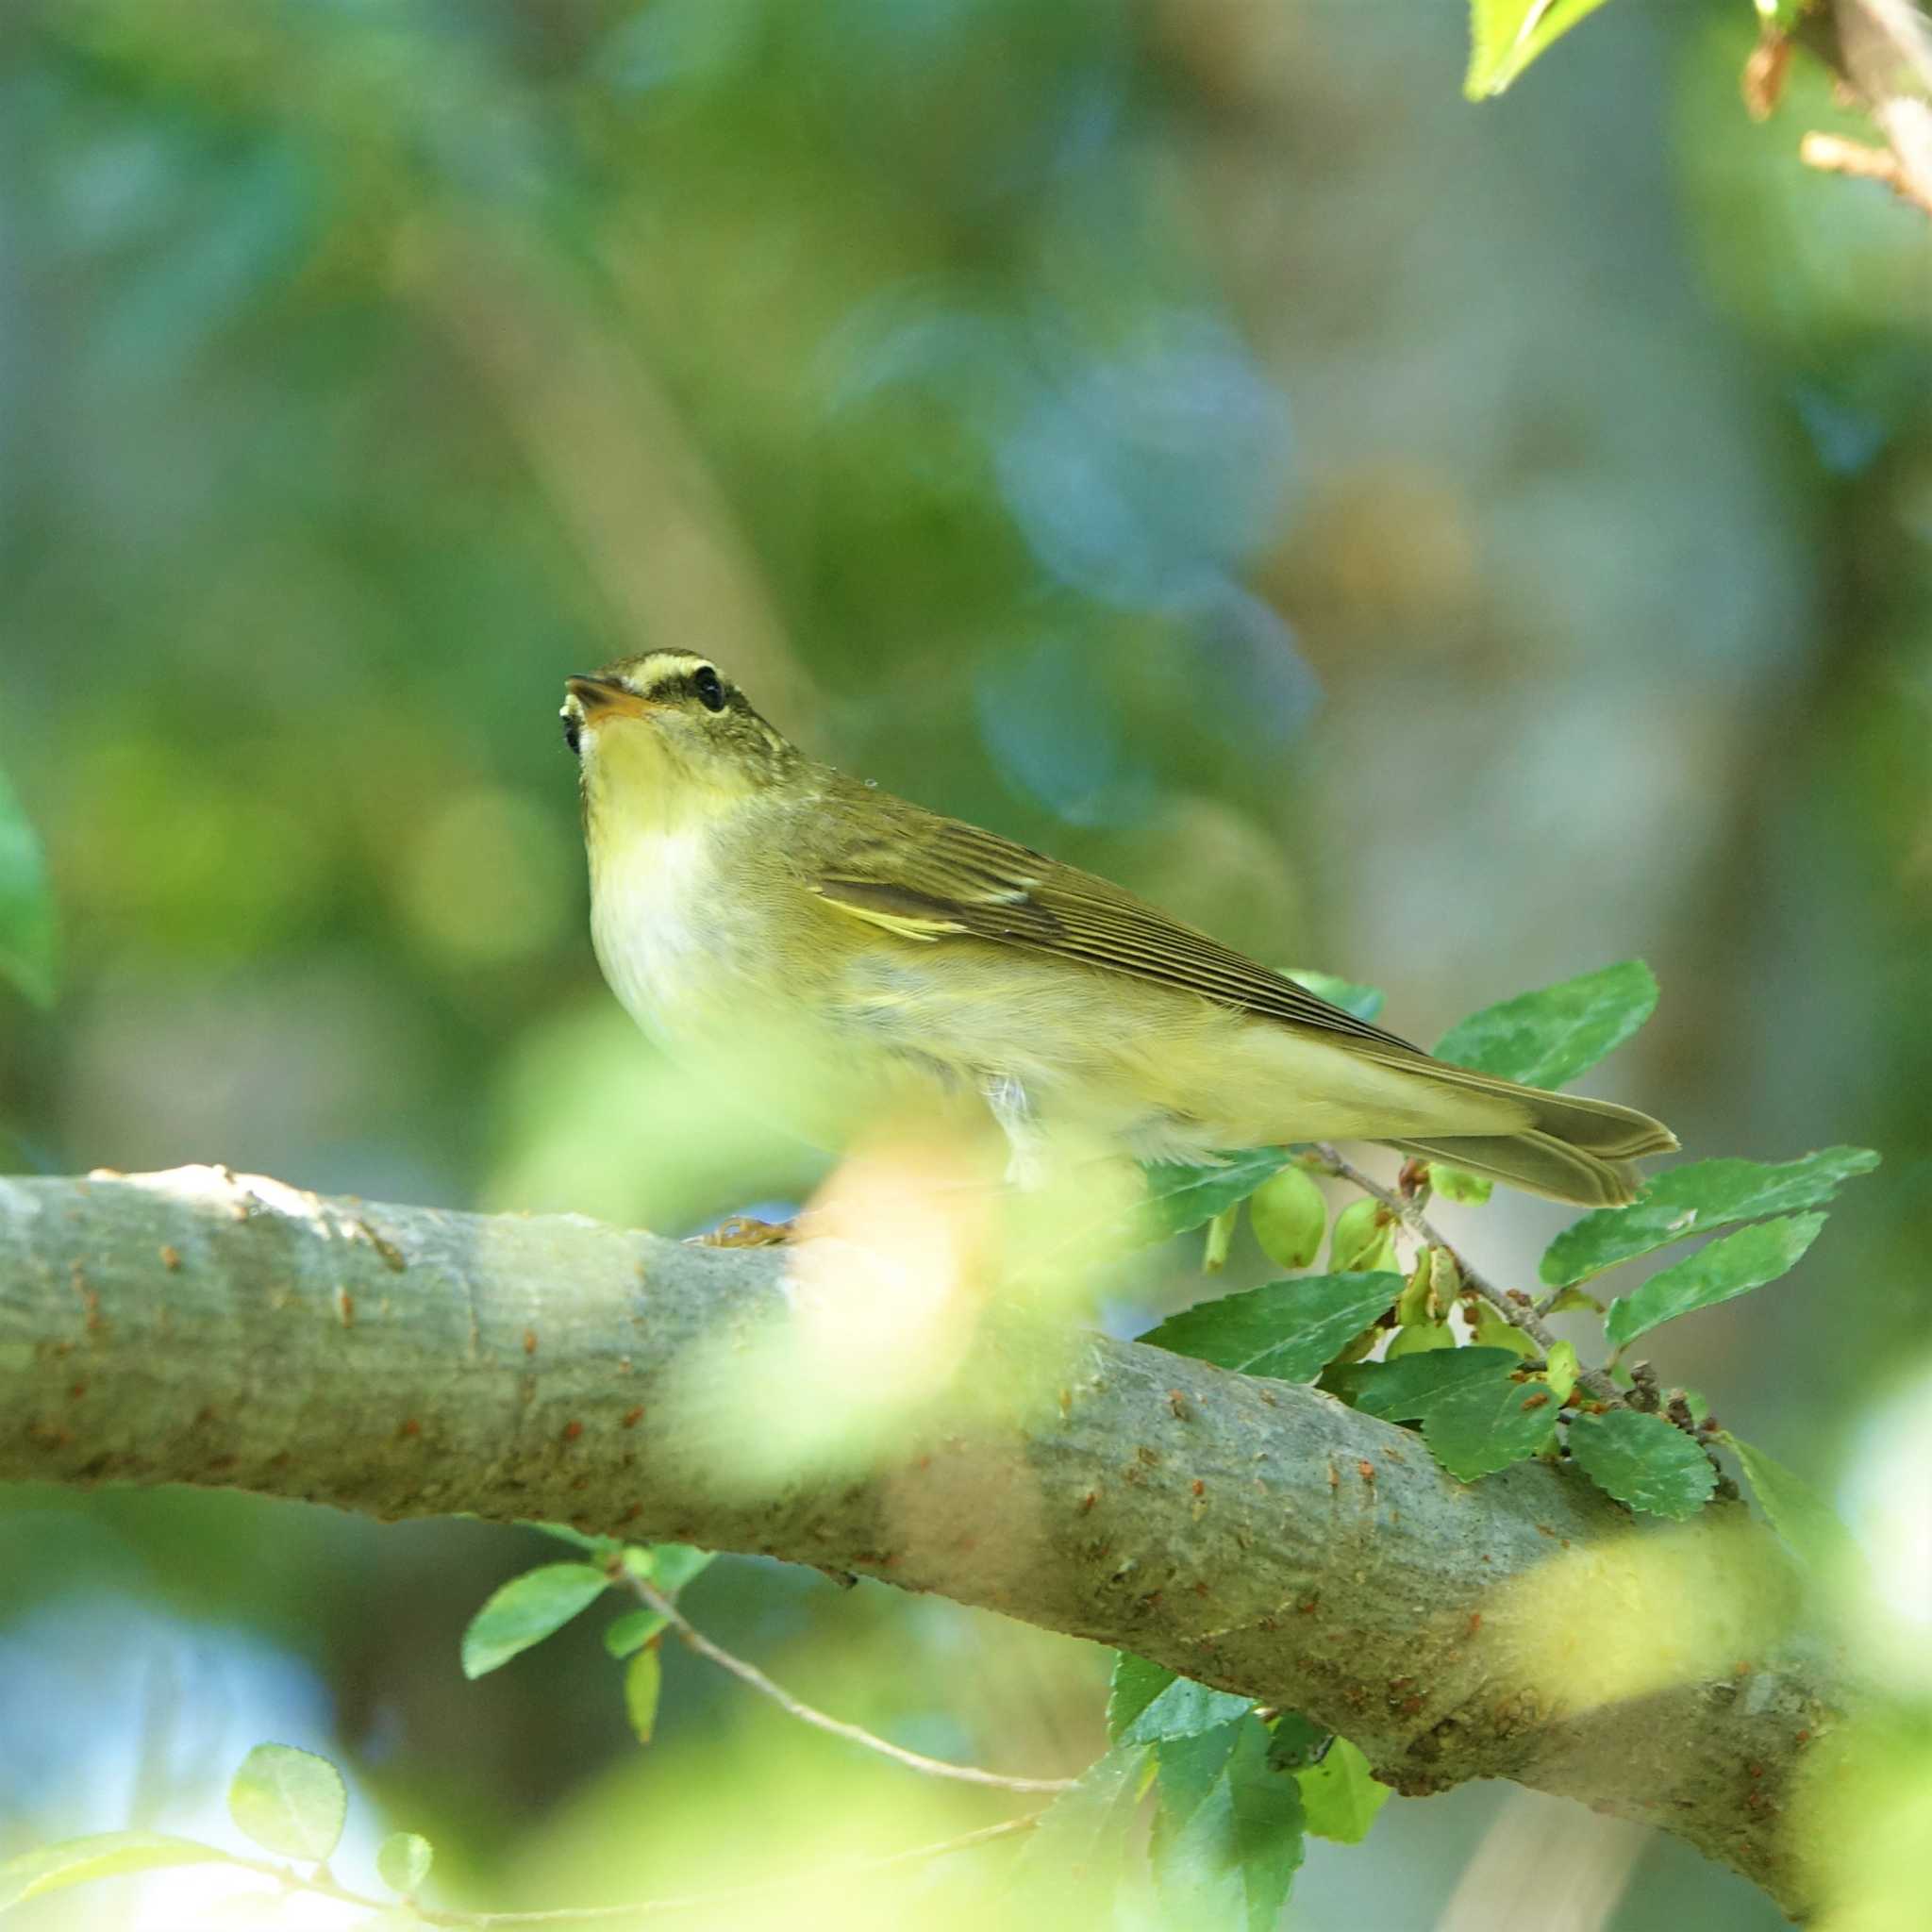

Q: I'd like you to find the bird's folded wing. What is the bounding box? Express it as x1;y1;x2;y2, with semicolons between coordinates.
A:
810;812;1423;1053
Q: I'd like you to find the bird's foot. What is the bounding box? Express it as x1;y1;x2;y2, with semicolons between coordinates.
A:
691;1214;797;1249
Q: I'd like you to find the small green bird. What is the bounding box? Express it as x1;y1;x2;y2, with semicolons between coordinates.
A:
563;652;1675;1208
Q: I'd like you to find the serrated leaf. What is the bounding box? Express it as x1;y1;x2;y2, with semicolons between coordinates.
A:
624;1646;662;1743
1107;1651;1174;1742
1295;1738;1391;1844
226;1744;347;1862
1721;1431;1864;1577
1014;1743;1149;1902
1154;1719;1304;1932
1285;969;1385;1024
603;1608;669;1659
1249;1165;1327;1270
1465;0;1617;100
1541;1147;1879;1287
1568;1409;1716;1520
375;1832;433;1895
1328;1346;1522;1421
1604;1213;1826;1349
1421;1373;1557;1481
1119;1674;1254;1746
1435;959;1656;1090
1141;1274;1403;1385
1152;1719;1244;1835
0;765;58;1008
647;1543;715;1597
0;1834;234;1910
459;1563;609;1678
1140;1148;1292;1241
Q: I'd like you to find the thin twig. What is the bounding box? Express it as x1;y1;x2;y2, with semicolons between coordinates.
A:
1309;1144;1624;1408
625;1574;1076;1795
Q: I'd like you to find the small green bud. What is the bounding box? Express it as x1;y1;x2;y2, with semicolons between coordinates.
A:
1250;1166;1327;1270
1331;1197;1397;1274
1429;1164;1492;1206
1386;1321;1456;1357
1545;1341;1579;1405
1202;1203;1240;1274
1472;1304;1539;1358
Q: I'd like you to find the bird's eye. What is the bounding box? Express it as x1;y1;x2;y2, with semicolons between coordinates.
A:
560;708;581;757
692;665;726;713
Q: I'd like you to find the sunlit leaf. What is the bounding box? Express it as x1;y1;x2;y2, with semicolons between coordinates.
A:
1014;1743;1149;1902
375;1832;433;1895
459;1563;609;1678
0;1834;233;1910
1118;1673;1254;1747
1140;1148;1292;1241
1141;1274;1403;1385
1295;1738;1391;1844
0;765;58;1008
1604;1213;1826;1348
647;1544;715;1598
1421;1372;1557;1480
603;1608;669;1658
1108;1651;1175;1742
1465;0;1618;101
1721;1431;1865;1577
1541;1147;1879;1286
1568;1409;1716;1520
1285;969;1386;1024
1434;959;1657;1090
624;1647;662;1743
227;1744;347;1862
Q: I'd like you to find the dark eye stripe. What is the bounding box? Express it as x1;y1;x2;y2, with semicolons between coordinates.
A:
691;664;727;712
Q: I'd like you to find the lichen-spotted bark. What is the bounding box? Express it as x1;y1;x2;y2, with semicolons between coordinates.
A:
0;1167;1848;1918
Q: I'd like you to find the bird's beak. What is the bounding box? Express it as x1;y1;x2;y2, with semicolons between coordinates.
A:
564;675;650;723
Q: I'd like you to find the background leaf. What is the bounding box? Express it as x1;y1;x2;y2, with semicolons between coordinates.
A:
624;1647;662;1743
1153;1719;1305;1932
1434;959;1657;1089
603;1608;669;1659
646;1544;715;1598
1140;1148;1292;1240
1542;1147;1879;1286
1568;1409;1716;1520
0;765;58;1008
0;1834;234;1910
1141;1274;1402;1384
1465;0;1617;100
1604;1213;1826;1348
460;1563;609;1678
1721;1431;1866;1577
1285;969;1386;1023
226;1744;348;1862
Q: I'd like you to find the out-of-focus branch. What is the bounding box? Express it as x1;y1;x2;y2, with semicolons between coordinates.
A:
1794;0;1932;216
0;1167;1857;1919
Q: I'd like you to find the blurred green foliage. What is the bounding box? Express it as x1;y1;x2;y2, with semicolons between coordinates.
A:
1;0;1929;1926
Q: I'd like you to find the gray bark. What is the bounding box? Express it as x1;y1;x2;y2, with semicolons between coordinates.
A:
0;1166;1849;1918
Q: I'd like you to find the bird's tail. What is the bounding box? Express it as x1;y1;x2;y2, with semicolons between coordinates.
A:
1369;1057;1676;1208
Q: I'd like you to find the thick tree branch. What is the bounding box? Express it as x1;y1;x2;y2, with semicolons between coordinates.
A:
0;1168;1854;1919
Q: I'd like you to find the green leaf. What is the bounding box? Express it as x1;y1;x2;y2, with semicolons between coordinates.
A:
375;1832;434;1895
1107;1651;1175;1742
1434;959;1657;1090
0;765;58;1008
624;1647;662;1743
523;1520;622;1557
1603;1213;1826;1349
1465;0;1617;101
1471;1304;1540;1359
1264;1713;1332;1773
1154;1719;1305;1932
1541;1147;1879;1287
1152;1719;1244;1833
1384;1321;1457;1357
603;1607;669;1659
1140;1148;1292;1241
1720;1432;1864;1577
1285;969;1386;1024
1428;1163;1492;1205
1568;1409;1716;1521
647;1543;715;1598
0;1834;234;1910
1118;1673;1254;1747
1545;1341;1578;1407
1295;1738;1391;1844
459;1562;609;1678
1141;1274;1403;1385
1329;1346;1522;1421
1014;1743;1149;1904
226;1744;347;1862
1421;1372;1557;1481
1248;1165;1327;1271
